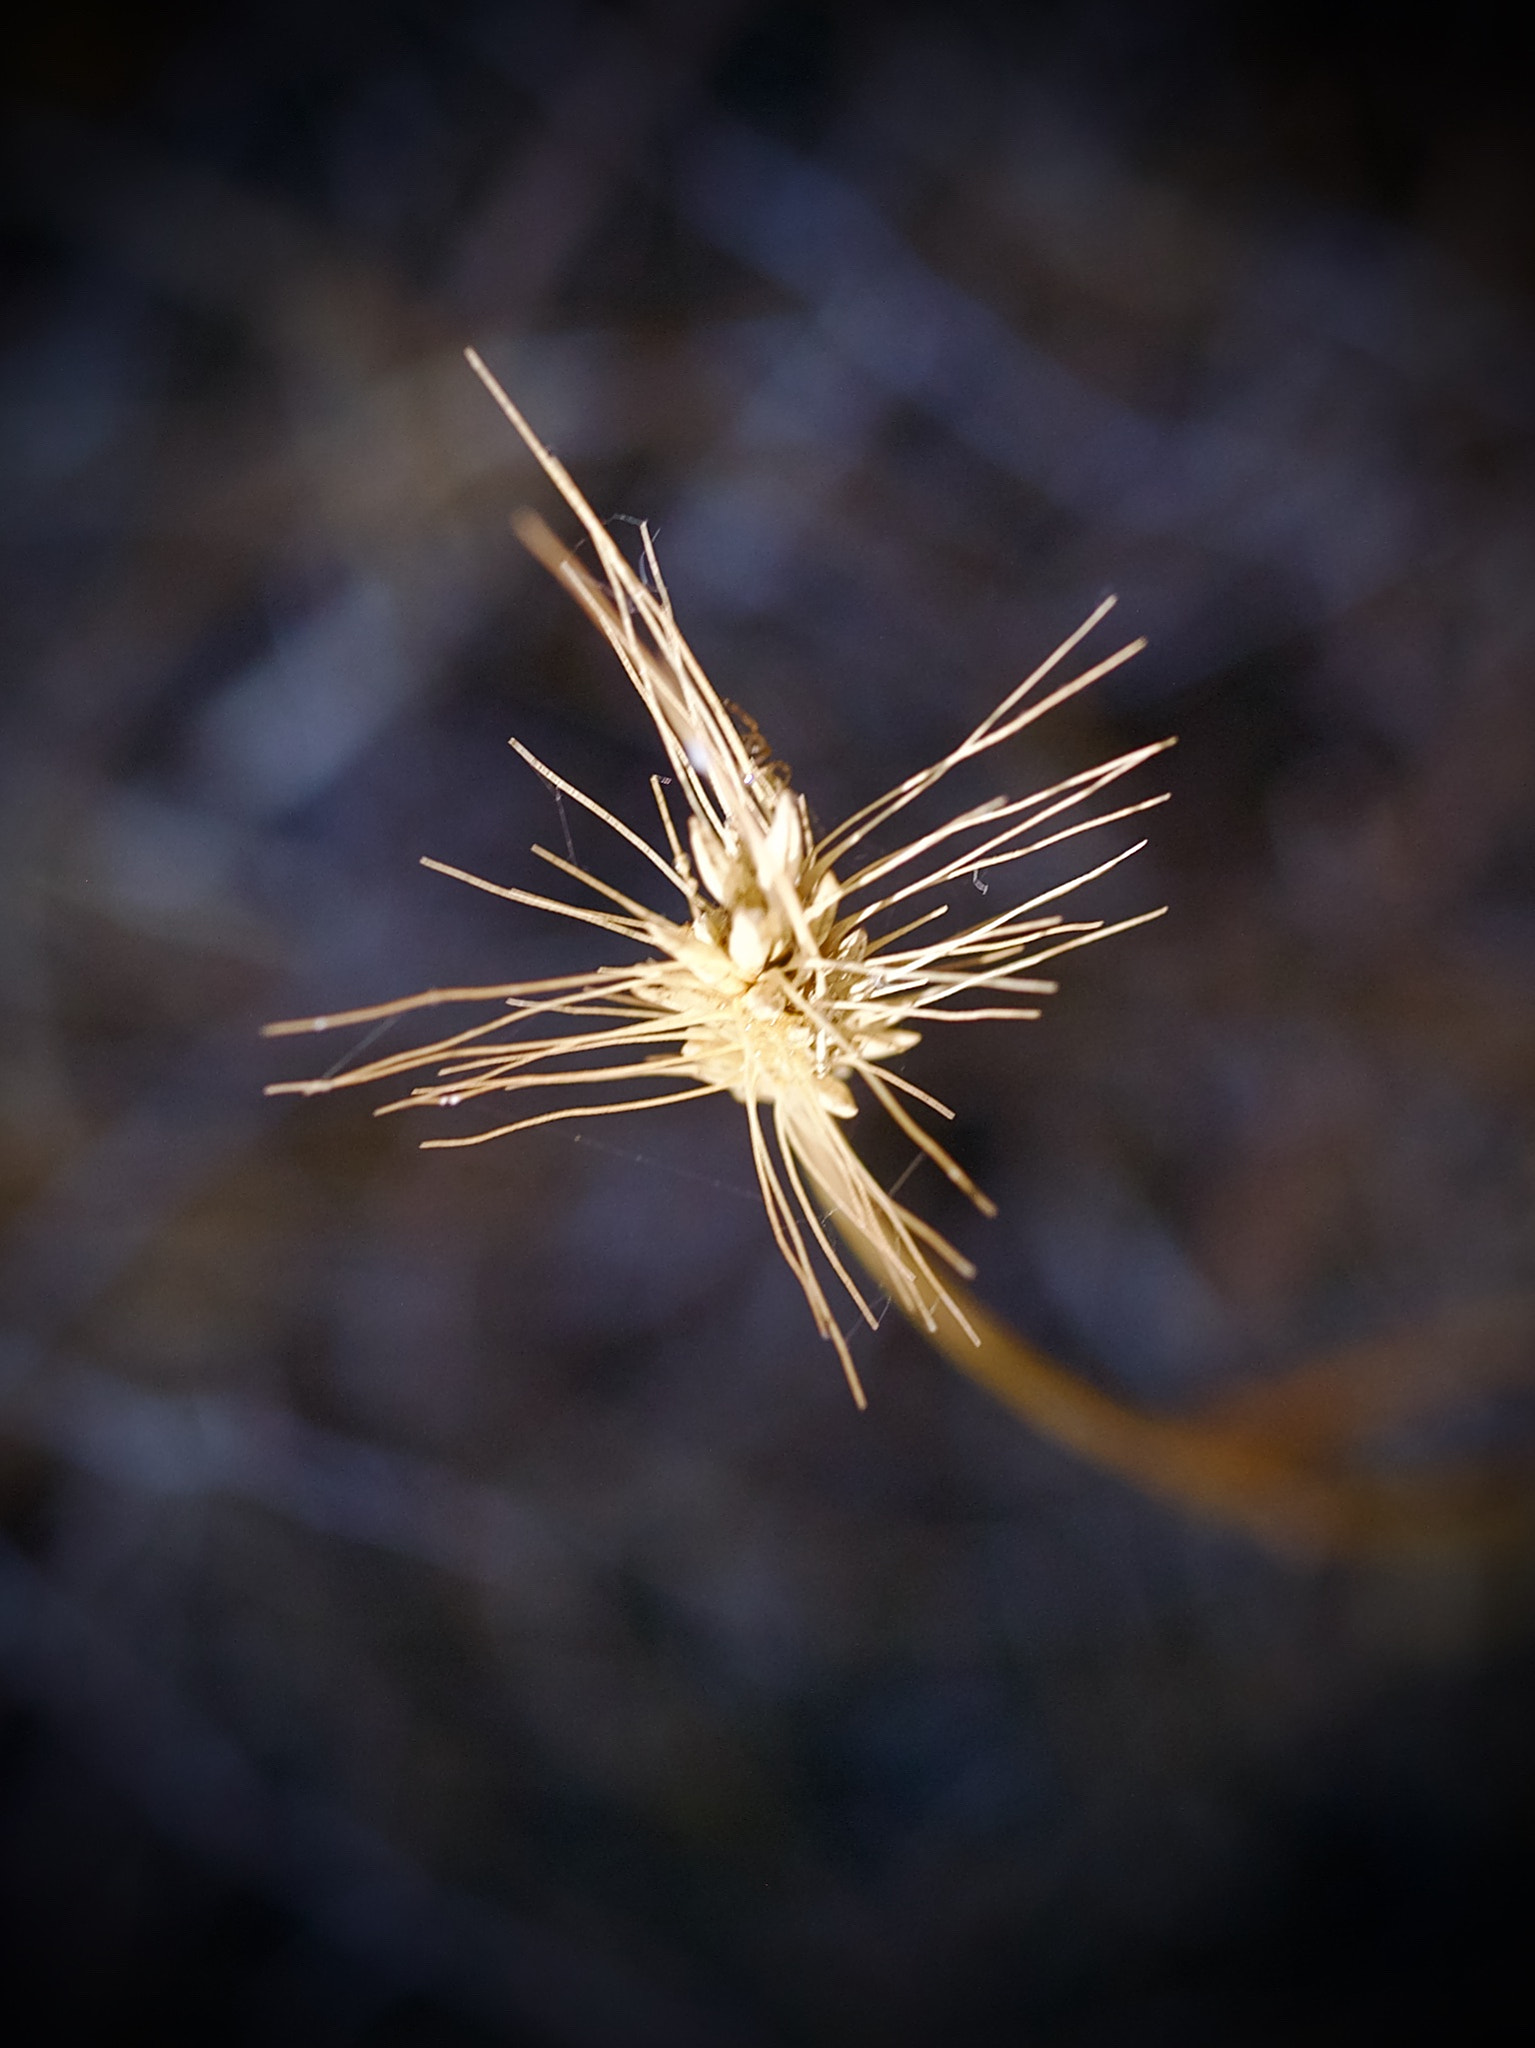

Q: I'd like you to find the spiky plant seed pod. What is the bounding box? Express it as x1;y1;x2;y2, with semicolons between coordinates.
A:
267;350;1171;1406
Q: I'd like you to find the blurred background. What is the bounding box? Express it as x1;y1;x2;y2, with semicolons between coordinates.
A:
3;2;1534;2041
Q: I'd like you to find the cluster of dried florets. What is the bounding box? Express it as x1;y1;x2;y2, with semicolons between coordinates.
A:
267;351;1170;1404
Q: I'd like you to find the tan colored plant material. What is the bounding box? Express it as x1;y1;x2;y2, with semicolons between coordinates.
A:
266;354;1535;1561
267;350;1169;1406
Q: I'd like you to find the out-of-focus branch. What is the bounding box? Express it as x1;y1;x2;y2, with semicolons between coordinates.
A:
853;1246;1534;1558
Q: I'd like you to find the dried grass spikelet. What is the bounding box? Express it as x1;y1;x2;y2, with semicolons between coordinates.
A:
267;349;1170;1408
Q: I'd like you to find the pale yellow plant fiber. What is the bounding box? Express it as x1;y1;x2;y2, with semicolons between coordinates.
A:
270;349;1167;1408
269;353;1533;1558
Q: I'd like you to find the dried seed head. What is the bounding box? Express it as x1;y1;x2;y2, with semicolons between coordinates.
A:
266;350;1171;1406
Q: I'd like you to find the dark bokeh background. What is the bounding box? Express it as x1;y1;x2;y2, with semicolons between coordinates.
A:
3;3;1534;2042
